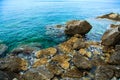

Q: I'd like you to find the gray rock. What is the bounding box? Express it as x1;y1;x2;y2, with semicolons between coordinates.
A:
115;45;120;51
0;44;8;55
22;66;54;80
65;20;92;35
101;27;120;46
11;43;41;55
73;54;92;70
95;65;114;80
0;70;10;80
109;50;120;65
0;70;19;80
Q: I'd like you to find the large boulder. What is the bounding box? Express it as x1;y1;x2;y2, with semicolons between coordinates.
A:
0;44;8;55
65;20;92;35
97;12;120;21
101;27;120;46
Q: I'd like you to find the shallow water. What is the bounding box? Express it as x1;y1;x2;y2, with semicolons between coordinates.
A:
0;0;120;51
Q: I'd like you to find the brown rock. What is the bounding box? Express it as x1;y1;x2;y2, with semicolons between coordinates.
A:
65;20;92;35
97;12;120;21
95;65;115;80
58;36;79;53
52;54;70;69
101;27;120;46
33;58;48;68
73;54;92;70
46;63;63;75
22;66;54;80
62;68;83;78
0;57;28;72
73;39;86;50
35;47;57;58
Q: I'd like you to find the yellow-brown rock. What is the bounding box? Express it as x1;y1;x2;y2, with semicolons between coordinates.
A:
20;58;28;71
79;49;87;55
35;47;57;58
33;58;48;68
61;61;70;69
58;36;79;53
52;54;70;69
84;52;92;58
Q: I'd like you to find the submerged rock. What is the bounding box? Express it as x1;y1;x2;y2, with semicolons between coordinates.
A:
0;44;8;55
11;43;41;55
101;27;120;46
0;57;28;72
65;20;92;35
97;12;120;21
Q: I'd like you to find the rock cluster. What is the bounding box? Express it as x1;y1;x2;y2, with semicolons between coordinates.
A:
0;18;120;80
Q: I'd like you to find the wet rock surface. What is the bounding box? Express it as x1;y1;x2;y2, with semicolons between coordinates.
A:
0;44;8;56
97;12;120;21
65;20;92;35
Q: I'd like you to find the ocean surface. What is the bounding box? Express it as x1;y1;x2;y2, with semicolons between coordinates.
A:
0;0;120;52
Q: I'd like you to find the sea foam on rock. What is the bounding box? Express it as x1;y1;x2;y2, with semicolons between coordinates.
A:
65;20;92;35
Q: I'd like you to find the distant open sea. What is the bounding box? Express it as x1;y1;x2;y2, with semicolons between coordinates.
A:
0;0;120;51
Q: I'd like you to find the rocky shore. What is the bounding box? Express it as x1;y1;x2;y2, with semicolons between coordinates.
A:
0;13;120;80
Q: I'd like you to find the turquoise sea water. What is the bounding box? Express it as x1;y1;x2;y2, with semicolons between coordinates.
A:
0;0;120;51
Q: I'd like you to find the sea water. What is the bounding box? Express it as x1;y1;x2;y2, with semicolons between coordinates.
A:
0;0;120;51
